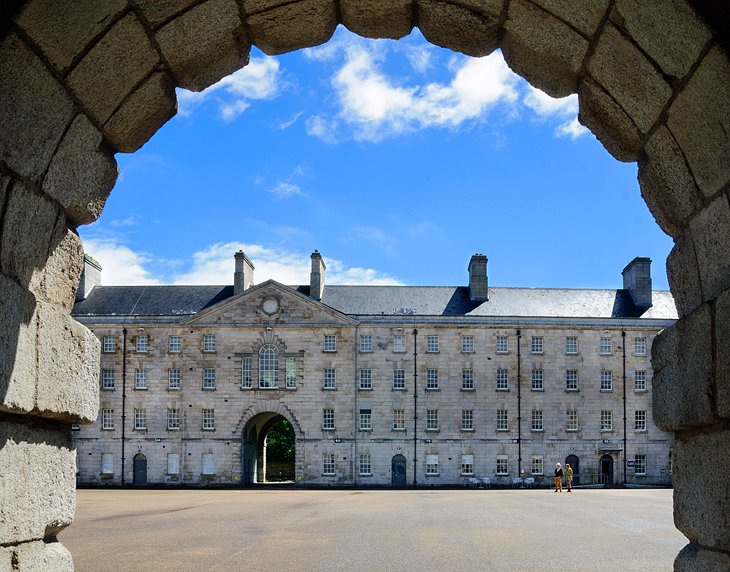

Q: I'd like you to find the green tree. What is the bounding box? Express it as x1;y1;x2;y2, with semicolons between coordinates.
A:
266;419;295;462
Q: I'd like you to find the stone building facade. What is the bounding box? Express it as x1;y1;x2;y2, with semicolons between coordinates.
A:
72;251;676;488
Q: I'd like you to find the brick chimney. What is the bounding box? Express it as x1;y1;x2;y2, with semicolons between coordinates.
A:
622;257;652;309
75;254;102;302
233;250;254;295
310;250;326;300
468;254;488;302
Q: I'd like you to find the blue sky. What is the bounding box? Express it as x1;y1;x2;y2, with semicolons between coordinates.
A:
81;27;673;291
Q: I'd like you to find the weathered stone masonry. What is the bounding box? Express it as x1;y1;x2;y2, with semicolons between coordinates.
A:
1;1;729;570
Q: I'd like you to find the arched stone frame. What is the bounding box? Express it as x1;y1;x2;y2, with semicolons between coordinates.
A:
0;1;728;569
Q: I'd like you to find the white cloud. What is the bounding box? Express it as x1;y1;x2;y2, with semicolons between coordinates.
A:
82;238;161;286
277;111;303;130
269;181;301;198
305;115;339;143
176;56;282;120
523;87;588;139
83;240;402;287
402;44;433;74
556;117;589;140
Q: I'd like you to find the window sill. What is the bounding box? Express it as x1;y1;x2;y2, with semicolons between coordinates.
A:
322;350;337;354
202;428;216;432
600;389;613;393
359;473;372;477
359;429;372;433
168;351;181;355
495;351;509;356
101;428;115;431
358;388;373;392
600;429;614;433
496;388;510;392
461;388;475;392
531;429;544;433
461;429;475;433
426;429;439;433
322;387;337;391
392;388;407;392
531;388;544;392
202;350;217;354
168;387;181;391
565;352;579;356
134;428;147;432
392;428;406;433
321;473;336;477
635;429;648;433
425;388;440;392
322;428;335;432
460;473;475;477
496;429;510;432
101;388;115;392
134;387;148;391
167;427;180;431
258;386;279;390
201;388;216;391
359;350;373;354
634;389;647;393
565;388;579;393
425;473;440;477
566;429;579;433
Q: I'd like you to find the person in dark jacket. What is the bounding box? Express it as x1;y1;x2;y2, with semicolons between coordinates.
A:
554;463;563;492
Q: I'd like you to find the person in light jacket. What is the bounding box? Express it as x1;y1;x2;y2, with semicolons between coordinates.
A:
554;463;563;492
565;463;573;492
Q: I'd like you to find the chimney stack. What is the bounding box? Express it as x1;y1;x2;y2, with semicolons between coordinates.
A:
622;257;652;309
75;255;102;302
233;250;254;295
468;254;488;302
310;250;326;300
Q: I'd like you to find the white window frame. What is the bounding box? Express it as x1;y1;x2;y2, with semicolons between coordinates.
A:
168;369;181;390
359;409;372;431
259;345;279;389
135;335;148;353
461;369;474;390
322;408;335;431
426;335;439;353
241;357;252;389
461;454;474;476
635;410;647;432
565;336;578;355
134;369;147;390
531;409;543;432
167;453;180;475
168;335;181;353
393;335;406;353
565;369;578;391
167;408;180;430
101;408;114;430
426;454;439;475
134;408;146;430
101;453;113;475
359;369;372;390
202;334;216;353
601;410;613;432
323;335;336;353
496;455;508;476
531;456;544;475
566;409;578;432
634;337;647;356
531;336;544;354
285;358;297;389
393;369;405;390
461;336;474;353
461;409;474;431
393;409;405;431
601;370;613;391
496;368;509;391
323;368;336;390
497;409;508;431
202;408;215;431
531;369;543;391
496;335;508;354
634;370;647;392
426;409;438;431
202;368;216;390
102;335;115;353
600;337;612;355
426;369;439;390
101;369;115;390
359;453;372;476
634;454;647;475
322;453;335;476
359;335;372;353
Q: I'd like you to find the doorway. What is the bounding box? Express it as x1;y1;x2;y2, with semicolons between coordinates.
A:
565;454;580;486
600;455;614;487
133;453;147;484
242;413;296;484
392;455;407;487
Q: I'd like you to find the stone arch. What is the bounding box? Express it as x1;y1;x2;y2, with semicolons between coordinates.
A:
1;1;729;569
236;401;304;438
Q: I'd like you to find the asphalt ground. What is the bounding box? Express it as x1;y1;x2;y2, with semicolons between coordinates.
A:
60;488;686;572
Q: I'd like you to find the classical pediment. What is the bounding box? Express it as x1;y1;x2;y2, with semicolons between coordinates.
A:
182;280;356;326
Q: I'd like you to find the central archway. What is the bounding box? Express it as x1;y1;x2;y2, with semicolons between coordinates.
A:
242;412;297;484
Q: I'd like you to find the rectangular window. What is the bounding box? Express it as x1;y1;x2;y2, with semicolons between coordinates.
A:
241;358;252;389
566;409;578;432
168;369;181;390
167;453;180;475
322;408;335;430
461;336;474;353
531;369;543;391
323;335;336;352
135;369;147;390
101;408;114;430
426;409;438;431
600;337;612;355
601;370;613;391
634;370;647;392
168;335;181;353
426;369;439;390
634;337;647;356
601;410;613;431
134;408;146;430
496;455;508;475
101;453;113;475
462;369;474;390
461;454;474;475
393;369;406;390
322;453;335;475
202;334;216;353
496;368;509;391
531;409;543;431
359;369;372;390
565;370;578;391
634;454;647;475
359;453;372;476
426;335;439;353
635;410;647;431
202;408;215;431
531;456;544;475
202;368;216;390
285;358;297;389
531;336;544;354
359;409;372;431
565;336;578;355
202;453;215;475
496;335;508;354
101;369;115;390
426;454;439;475
393;409;405;430
167;408;180;430
102;335;115;353
359;335;372;353
323;368;336;390
135;335;148;353
393;335;406;353
461;409;474;431
497;409;508;431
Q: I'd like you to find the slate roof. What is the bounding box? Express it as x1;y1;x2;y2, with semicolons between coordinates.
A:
72;284;678;320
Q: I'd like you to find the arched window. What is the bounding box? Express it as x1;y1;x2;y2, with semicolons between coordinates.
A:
259;345;279;389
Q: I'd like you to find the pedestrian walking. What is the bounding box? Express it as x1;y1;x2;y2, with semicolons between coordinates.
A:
554;462;563;492
565;463;573;492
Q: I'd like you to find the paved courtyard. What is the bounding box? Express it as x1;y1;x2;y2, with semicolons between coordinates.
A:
60;488;685;572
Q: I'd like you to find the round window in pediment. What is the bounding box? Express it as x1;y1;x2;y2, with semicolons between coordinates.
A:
262;298;279;315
